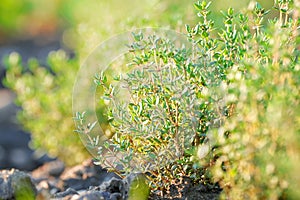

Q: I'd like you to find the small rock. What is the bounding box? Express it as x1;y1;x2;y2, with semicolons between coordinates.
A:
0;169;37;199
99;177;124;194
54;187;78;199
31;160;65;179
59;160;119;191
109;192;122;200
71;191;106;200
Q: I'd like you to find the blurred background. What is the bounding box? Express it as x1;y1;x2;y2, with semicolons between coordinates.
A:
0;0;274;170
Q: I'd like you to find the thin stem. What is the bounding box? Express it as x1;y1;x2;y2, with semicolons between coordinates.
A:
284;11;288;26
164;96;176;125
174;102;181;156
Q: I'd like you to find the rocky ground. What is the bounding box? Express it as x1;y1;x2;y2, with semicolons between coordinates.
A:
0;159;221;200
0;38;221;200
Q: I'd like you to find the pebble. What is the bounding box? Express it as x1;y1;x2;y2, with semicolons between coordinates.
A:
0;169;37;199
54;187;78;198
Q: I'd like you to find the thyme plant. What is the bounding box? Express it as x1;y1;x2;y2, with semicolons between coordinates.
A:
3;0;195;165
93;1;233;191
91;1;299;198
206;0;300;199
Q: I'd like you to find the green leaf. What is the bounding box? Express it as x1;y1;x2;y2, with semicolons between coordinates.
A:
194;2;202;10
87;121;97;131
227;7;234;16
185;24;191;33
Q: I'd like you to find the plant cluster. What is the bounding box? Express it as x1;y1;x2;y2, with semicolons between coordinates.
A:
3;0;299;199
204;0;300;199
93;0;240;191
0;0;33;37
4;51;89;165
95;32;218;190
3;0;195;165
90;1;299;199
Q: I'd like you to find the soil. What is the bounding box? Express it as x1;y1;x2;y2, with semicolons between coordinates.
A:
149;176;221;200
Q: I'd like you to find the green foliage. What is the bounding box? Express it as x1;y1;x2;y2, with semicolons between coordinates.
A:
4;51;89;165
3;0;196;165
194;1;300;199
95;33;215;190
60;0;197;59
0;0;33;36
93;0;235;191
3;1;299;198
91;0;299;198
0;0;64;40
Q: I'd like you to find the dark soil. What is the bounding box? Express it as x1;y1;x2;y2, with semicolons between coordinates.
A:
149;176;221;200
